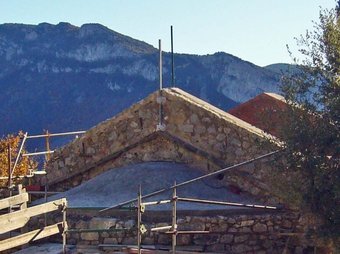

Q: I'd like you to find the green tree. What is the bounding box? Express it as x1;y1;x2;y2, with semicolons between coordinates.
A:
281;3;340;237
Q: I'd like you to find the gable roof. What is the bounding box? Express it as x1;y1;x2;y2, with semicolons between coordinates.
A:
167;88;274;138
43;88;278;190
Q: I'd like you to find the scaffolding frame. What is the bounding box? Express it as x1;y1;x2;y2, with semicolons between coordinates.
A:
3;130;85;188
94;150;284;253
135;182;279;254
9;130;86;177
1;130;85;220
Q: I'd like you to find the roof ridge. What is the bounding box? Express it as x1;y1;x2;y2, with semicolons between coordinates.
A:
163;88;275;140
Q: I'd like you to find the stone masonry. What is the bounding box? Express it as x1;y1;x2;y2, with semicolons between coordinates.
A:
41;88;281;203
29;88;333;253
40;209;301;254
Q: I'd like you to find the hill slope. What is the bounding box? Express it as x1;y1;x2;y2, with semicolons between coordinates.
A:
0;22;281;144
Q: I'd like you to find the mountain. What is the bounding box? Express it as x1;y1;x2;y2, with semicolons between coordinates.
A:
265;63;298;74
0;22;282;148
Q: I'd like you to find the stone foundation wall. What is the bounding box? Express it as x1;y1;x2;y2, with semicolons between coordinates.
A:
39;209;302;254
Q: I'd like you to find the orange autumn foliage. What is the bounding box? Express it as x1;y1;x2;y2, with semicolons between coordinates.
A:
0;132;37;184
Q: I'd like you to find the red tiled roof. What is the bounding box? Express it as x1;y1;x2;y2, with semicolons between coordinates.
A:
228;93;287;137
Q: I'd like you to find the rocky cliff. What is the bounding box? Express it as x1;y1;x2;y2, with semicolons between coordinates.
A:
0;22;281;146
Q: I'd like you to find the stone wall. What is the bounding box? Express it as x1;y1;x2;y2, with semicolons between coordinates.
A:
163;89;276;165
42;209;301;254
41;88;280;202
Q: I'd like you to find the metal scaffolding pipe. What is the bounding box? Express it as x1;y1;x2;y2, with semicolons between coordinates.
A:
150;225;172;232
177;197;278;210
137;185;142;254
66;228;130;233
27;191;61;195
172;182;177;254
142;199;171;206
165;231;210;234
0;176;27;180
22;150;55;157
159;39;162;90
26;130;85;139
171;25;175;87
11;132;28;178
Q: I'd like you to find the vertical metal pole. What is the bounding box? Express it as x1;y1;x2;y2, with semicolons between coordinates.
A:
137;185;142;254
172;182;177;254
28;175;32;202
159;39;162;90
7;143;12;237
7;143;12;203
44;173;48;226
171;25;175;87
157;39;164;131
158;91;163;128
45;130;51;162
44;174;48;203
62;201;68;254
44;130;49;226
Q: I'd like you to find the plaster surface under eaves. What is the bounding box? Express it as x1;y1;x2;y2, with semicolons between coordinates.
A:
39;162;261;210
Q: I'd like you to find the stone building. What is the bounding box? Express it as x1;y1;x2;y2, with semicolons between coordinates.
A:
39;88;323;253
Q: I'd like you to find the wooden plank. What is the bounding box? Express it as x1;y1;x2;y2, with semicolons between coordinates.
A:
0;222;63;252
0;198;66;234
0;193;29;210
1;216;30;234
18;185;28;211
18;185;28;250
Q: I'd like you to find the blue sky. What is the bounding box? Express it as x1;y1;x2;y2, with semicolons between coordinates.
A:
0;0;336;66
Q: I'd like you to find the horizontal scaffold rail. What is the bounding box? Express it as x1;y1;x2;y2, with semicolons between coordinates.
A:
150;225;172;232
142;199;172;206
22;150;55;157
66;228;131;233
165;230;210;234
26;130;86;139
177;197;278;210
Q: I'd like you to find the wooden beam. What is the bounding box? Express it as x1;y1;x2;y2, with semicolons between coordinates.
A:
0;223;63;252
0;198;66;234
18;185;28;238
0;193;29;210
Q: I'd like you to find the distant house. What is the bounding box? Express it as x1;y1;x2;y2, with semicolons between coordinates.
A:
228;93;287;138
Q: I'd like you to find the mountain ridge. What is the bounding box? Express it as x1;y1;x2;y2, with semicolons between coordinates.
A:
0;22;282;148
